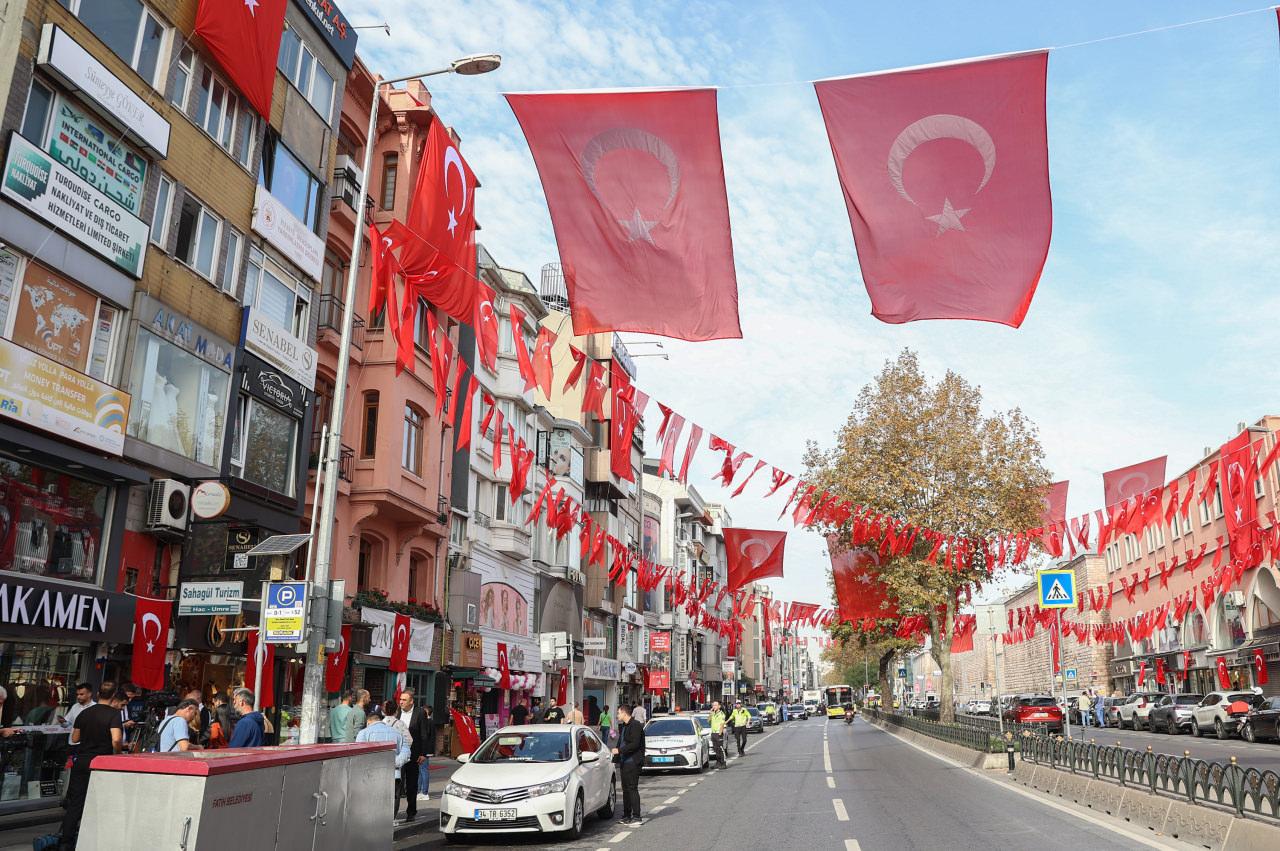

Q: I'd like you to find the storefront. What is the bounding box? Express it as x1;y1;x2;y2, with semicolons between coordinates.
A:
582;654;619;720
352;606;439;712
473;549;540;728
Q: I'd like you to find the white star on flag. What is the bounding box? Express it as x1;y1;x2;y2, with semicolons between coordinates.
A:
620;208;658;245
926;198;970;234
244;0;260;15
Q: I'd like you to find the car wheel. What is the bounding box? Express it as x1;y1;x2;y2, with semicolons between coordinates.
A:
1135;717;1144;732
597;780;616;820
1243;721;1257;744
1168;718;1179;735
1215;719;1229;741
564;792;584;839
1192;720;1203;738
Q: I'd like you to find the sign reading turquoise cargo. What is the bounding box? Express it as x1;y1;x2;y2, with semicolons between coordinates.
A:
1;132;147;277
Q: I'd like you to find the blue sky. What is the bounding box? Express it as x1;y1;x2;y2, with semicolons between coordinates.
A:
342;1;1280;613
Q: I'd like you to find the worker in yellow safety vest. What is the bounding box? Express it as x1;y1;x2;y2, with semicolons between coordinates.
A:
729;701;751;757
708;701;728;769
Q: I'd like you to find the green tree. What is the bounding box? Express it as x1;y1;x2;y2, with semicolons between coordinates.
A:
823;619;917;702
806;350;1049;722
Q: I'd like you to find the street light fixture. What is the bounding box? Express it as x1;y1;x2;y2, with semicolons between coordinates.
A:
299;53;501;745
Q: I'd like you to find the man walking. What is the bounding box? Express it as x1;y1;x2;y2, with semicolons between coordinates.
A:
395;690;432;820
1078;690;1092;728
1094;692;1106;728
330;690;362;743
612;704;645;826
708;701;728;769
730;700;750;757
416;706;436;803
227;688;265;747
510;699;529;725
355;709;410;822
598;704;613;744
59;682;122;850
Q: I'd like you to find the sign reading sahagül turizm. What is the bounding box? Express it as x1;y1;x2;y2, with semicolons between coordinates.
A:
2;132;147;277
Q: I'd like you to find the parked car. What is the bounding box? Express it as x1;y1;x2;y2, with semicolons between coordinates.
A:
441;725;615;842
1147;694;1205;734
1242;695;1280;743
1002;695;1064;734
642;716;709;773
1115;693;1165;730
742;706;765;734
757;702;779;725
1104;697;1125;727
971;700;992;716
1190;691;1258;739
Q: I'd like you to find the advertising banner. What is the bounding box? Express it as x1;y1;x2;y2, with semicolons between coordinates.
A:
45;95;147;215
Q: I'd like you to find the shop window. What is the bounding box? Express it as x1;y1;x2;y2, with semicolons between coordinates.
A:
0;453;107;583
230;396;298;495
243;248;311;337
277;25;335;119
60;0;169;89
174;192;223;281
259;132;323;233
194;65;256;166
0;641;88;799
126;328;229;465
0;251;119;382
380;153;398;210
402;405;424;476
361;392;379;458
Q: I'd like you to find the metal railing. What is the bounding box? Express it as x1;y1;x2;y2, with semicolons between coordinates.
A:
317;294;366;350
1019;733;1280;822
308;435;353;482
868;709;1006;753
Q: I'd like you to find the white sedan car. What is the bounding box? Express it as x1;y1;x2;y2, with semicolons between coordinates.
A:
441;724;616;842
642;716;709;772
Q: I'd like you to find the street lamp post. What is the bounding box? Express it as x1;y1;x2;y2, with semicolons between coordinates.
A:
299;54;501;745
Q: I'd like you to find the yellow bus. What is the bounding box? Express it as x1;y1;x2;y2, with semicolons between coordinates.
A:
825;685;853;717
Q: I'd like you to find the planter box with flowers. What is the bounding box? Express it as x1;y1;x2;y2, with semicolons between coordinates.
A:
353;588;443;623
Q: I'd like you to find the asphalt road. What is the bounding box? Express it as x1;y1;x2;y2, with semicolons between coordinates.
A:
420;715;1156;850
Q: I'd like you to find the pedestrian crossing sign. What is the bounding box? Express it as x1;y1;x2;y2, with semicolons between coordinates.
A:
1038;569;1076;609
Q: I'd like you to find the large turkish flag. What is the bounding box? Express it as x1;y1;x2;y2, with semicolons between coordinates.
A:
1220;431;1261;567
830;537;899;624
724;529;787;592
131;597;171;691
506;89;741;341
194;0;287;119
815;51;1051;327
325;624;352;693
1102;455;1167;509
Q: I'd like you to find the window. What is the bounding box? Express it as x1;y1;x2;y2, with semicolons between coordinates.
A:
126;328;229;465
63;0;169;88
450;516;466;548
0;450;108;584
124;567;139;594
498;314;513;354
194;66;255;161
19;80;53;141
494;484;508;522
358;538;373;591
380;153;398;210
173;192;222;280
169;46;194;110
259;133;323;232
413;297;435;350
277;25;335;119
229;396;298;494
151;174;173;246
243;248;311;336
403;405;424;475
361;392;379;458
219;229;242;294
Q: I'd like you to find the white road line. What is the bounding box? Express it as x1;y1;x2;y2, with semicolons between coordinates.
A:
687;781;699;787
663;796;679;804
845;840;861;851
676;788;687;795
823;739;832;773
833;798;849;821
610;831;632;842
651;805;666;813
826;776;836;788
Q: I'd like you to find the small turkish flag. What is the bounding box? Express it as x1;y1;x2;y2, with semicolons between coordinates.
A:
829;537;899;623
1102;455;1168;509
474;283;499;373
506;89;741;341
724;529;787;592
131;597;171;691
1221;430;1261;567
194;0;287;118
582;361;609;419
556;669;568;706
815;51;1051;327
326;624;352;693
761;605;774;658
1255;648;1269;686
497;642;512;690
245;629;276;708
427;312;455;415
1155;657;1167;686
1040;481;1069;529
609;368;638;482
1216;656;1232;690
532;326;557;398
1181;650;1192;681
389;614;412;673
450;708;480;754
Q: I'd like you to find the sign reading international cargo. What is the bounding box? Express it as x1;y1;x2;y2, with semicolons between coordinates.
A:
45;95;147;215
0;336;130;454
263;581;307;643
178;581;243;616
2;133;148;277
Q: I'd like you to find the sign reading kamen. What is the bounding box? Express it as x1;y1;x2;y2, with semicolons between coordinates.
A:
0;581;109;634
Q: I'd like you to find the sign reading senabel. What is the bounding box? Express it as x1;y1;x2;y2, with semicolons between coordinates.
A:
241;307;317;390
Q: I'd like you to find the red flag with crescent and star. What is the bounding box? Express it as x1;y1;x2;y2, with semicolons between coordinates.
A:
131;596;171;690
723;529;786;592
451;708;480;754
1255;647;1269;686
1220;431;1261;568
389;613;412;673
1216;656;1232;690
814;51;1051;327
505;89;741;341
326;624;353;693
1102;455;1167;509
245;629;276;708
829;536;899;624
474;283;499;373
497;642;512;690
194;0;288;118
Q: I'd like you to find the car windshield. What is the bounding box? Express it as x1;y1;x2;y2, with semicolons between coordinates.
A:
1020;697;1056;707
646;718;696;736
471;731;572;763
1175;695;1203;705
746;707;761;717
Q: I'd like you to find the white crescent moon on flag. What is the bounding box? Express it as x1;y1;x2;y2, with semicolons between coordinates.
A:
141;613;161;640
395;623;409;649
739;537;772;568
443;147;468;215
887;114;996;206
1113;471;1150;501
580;127;680;210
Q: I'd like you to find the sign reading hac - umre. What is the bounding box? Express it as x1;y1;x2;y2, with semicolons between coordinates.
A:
0;575;134;643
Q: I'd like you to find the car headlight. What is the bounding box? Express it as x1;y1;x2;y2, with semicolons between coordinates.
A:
444;782;472;798
528;776;571;797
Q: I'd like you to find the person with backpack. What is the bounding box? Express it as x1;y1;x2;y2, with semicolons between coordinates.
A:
227;688;265;748
158;701;202;753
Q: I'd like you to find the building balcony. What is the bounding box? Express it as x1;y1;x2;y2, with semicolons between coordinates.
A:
330;157;374;231
308;435;353;481
317;294;366;356
490;520;530;559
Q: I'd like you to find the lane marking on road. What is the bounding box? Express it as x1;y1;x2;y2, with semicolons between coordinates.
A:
833;798;849;821
676;788;687;795
824;739;832;773
844;841;861;851
610;831;632;842
826;776;836;788
651;805;666;814
663;796;679;804
687;781;699;787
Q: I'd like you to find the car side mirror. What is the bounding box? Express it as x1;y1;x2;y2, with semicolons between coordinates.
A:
457;753;471;764
580;750;601;763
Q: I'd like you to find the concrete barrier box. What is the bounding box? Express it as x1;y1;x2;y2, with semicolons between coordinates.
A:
1054;771;1091;804
1118;787;1173;835
1163;800;1232;850
1222;815;1280;851
1082;778;1125;816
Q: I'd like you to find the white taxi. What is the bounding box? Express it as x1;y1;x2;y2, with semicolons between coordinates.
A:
642;716;709;772
440;724;616;842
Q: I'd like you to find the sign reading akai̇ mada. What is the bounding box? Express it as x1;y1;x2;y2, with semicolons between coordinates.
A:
0;576;132;642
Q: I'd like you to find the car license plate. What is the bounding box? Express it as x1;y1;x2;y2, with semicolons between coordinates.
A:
1030;713;1048;720
474;808;518;821
653;756;675;763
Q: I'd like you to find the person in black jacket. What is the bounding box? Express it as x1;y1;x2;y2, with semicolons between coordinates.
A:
395;691;434;821
612;704;646;826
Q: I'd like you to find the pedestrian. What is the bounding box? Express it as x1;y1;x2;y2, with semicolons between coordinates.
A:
587;695;600;726
632;703;647;725
1094;692;1106;728
158;700;202;753
329;690;362;743
207;695;230;749
185;689;211;747
543;702;566;724
529;696;545;724
416;706;436;803
599;704;613;743
708;700;728;769
612;704;645;826
227;688;265;747
355;708;410;822
1078;690;1092;728
63;682;94;729
59;681;122;849
119;682;144;748
395;690;432;820
729;700;750;757
510;699;529;725
355;688;372;716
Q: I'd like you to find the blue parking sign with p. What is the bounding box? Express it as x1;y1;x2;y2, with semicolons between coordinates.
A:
1038;569;1076;608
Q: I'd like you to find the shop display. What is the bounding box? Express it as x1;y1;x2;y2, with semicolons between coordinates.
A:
0;455;105;583
127;328;228;466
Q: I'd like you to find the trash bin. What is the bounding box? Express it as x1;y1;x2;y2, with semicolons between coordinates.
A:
77;743;394;850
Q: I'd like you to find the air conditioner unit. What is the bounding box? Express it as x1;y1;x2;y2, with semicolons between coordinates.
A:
146;479;190;534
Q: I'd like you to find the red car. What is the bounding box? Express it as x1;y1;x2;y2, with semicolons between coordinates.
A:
1003;695;1064;734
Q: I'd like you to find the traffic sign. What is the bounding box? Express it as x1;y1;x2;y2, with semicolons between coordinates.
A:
264;581;307;643
1065;668;1078;681
1038;569;1077;609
